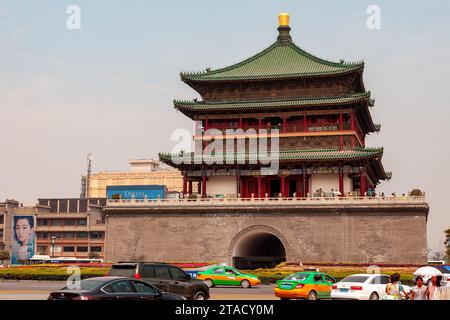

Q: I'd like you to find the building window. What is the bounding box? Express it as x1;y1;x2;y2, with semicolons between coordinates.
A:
51;219;62;226
77;219;87;226
77;246;88;252
69;199;79;213
63;233;74;239
37;245;48;254
63;246;75;253
53;246;62;254
0;215;4;224
77;232;88;239
37;219;48;226
64;219;75;226
90;246;102;253
0;229;3;238
37;232;48;239
90;232;103;239
52;233;62;239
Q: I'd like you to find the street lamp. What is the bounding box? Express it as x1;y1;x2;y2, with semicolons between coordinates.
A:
51;236;56;257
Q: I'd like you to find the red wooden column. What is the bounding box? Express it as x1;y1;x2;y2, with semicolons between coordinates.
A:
359;168;367;196
283;117;287;133
202;175;207;198
280;176;285;197
339;169;344;196
239;115;243;129
303;112;308;132
257;176;262;198
188;180;192;195
350;110;356;148
197;181;201;195
240;177;246;198
305;175;310;196
182;174;187;195
258;118;263;130
339;112;344;150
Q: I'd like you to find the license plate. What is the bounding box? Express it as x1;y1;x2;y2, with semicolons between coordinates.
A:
281;283;292;289
340;288;349;293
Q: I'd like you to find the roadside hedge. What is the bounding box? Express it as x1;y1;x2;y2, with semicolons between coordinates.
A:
0;266;108;281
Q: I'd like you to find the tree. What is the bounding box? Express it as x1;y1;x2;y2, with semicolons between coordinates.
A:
446;227;450;261
410;189;424;197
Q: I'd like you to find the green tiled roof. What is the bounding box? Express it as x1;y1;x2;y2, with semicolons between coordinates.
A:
174;92;371;114
159;147;383;164
180;41;364;82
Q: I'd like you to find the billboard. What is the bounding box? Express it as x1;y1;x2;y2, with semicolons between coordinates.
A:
106;185;167;200
11;215;36;265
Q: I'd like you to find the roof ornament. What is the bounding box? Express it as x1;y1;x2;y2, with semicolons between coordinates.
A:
277;13;292;43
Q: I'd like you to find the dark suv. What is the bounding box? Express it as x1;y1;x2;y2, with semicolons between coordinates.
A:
108;262;209;300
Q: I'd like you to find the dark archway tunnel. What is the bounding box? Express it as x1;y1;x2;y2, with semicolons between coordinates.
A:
232;232;286;270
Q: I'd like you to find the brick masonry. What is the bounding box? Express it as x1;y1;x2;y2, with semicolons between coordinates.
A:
104;204;429;265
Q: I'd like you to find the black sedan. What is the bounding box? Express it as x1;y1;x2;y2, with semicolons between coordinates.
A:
48;276;186;300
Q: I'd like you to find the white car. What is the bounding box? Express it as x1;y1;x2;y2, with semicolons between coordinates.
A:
331;274;411;300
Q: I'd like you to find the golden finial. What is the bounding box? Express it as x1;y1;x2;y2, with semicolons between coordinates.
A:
278;13;289;26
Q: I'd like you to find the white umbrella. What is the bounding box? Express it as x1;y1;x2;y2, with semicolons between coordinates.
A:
413;266;443;279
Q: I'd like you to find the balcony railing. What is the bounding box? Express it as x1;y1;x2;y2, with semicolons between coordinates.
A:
106;196;427;207
199;122;354;136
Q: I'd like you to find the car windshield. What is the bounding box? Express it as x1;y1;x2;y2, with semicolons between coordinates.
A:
108;265;136;277
284;273;309;281
62;279;104;291
227;267;241;274
341;275;370;283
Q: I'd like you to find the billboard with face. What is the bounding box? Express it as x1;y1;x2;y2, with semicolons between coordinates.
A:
11;215;36;264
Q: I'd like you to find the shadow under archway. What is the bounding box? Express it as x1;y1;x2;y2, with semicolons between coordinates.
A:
232;232;286;270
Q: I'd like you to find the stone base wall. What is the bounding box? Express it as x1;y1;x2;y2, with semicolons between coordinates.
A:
104;205;428;265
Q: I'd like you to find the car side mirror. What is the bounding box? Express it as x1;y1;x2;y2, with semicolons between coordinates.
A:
186;274;192;280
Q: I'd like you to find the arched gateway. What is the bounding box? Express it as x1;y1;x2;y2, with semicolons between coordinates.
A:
228;225;291;269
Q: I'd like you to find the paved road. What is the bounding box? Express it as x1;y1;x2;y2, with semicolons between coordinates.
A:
0;280;277;300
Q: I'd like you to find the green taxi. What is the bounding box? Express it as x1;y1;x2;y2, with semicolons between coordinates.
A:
274;270;336;300
197;266;261;288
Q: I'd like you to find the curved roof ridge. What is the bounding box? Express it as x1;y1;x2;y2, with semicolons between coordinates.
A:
173;92;371;106
180;40;364;82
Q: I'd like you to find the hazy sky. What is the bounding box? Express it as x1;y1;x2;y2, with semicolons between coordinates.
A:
0;0;449;253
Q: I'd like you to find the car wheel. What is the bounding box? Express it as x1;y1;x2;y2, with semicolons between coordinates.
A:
193;291;207;300
307;291;317;300
204;279;214;288
240;280;250;288
369;292;379;300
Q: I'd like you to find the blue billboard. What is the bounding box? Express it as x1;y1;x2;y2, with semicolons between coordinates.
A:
106;185;167;200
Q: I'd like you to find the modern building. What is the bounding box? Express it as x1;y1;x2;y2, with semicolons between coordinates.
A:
1;198;106;261
104;14;429;267
87;159;182;198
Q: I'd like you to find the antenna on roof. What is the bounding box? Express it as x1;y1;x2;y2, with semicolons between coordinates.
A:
81;153;93;199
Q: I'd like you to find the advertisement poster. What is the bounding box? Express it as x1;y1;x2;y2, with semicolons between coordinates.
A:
11;215;36;265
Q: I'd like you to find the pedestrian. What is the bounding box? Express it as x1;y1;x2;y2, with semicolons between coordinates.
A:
385;273;409;300
426;275;443;300
411;276;428;300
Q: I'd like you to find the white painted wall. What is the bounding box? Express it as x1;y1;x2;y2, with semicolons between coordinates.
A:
310;174;339;195
206;176;237;196
310;173;354;196
343;175;353;195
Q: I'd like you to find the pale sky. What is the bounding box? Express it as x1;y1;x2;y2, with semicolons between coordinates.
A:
0;0;449;253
